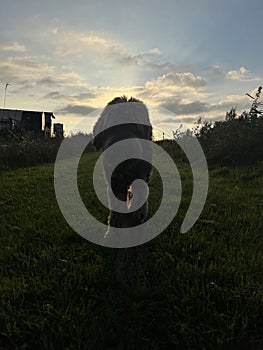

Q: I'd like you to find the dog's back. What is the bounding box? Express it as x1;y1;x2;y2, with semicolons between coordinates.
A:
93;96;152;228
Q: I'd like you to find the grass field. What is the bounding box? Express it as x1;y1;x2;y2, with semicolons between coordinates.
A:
0;151;262;349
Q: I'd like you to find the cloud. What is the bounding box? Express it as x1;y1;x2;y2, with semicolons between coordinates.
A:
0;41;26;52
160;100;209;115
120;50;194;72
56;104;97;116
44;91;65;99
159;94;248;119
121;54;193;72
202;65;224;77
52;28;161;68
2;56;53;71
0;27;249;131
149;89;250;127
69;91;97;100
49;28;193;75
160;116;199;124
145;72;207;90
8;65;89;98
119;48;161;66
210;94;249;112
44;89;97;102
53;30;125;59
0;56;55;82
225;66;260;81
136;72;208;103
11;76;61;94
36;76;59;87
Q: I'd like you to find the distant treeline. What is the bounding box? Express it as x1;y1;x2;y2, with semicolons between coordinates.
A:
1;107;263;170
0;130;95;171
160;107;263;167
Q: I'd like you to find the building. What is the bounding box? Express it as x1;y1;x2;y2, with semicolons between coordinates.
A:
0;108;58;137
53;123;64;137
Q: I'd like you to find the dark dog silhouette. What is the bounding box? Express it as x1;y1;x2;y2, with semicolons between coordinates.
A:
93;96;152;234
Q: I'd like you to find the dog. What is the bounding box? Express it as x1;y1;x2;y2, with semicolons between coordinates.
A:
93;96;152;234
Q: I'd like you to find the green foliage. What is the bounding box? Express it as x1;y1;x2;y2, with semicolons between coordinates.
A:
196;108;263;166
0;153;262;349
156;139;189;164
0;132;94;171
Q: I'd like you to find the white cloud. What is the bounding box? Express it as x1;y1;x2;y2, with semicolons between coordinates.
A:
53;30;126;59
225;66;260;81
46;27;193;75
0;56;55;82
209;94;249;113
56;71;209;116
137;72;208;103
0;24;253;133
145;72;207;90
0;55;92;99
0;41;26;52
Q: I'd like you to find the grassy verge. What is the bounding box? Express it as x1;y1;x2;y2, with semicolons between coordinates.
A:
0;153;262;349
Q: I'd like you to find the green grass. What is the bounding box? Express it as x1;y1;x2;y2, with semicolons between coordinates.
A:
0;152;262;349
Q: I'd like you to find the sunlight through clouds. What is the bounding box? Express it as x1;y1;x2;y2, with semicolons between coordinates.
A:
1;0;262;135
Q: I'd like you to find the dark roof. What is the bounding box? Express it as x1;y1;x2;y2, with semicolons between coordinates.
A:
0;108;55;117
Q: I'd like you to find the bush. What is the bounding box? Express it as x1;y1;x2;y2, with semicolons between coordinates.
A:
0;138;62;170
196;109;263;166
0;130;94;170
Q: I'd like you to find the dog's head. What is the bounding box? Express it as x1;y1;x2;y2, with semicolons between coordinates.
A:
92;96;152;151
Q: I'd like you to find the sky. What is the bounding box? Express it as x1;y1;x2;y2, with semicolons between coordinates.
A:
0;0;262;137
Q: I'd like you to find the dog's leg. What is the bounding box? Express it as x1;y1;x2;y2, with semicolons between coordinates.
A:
128;176;149;226
105;181;130;238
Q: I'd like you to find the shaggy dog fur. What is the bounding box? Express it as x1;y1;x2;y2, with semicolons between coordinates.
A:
93;96;152;231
